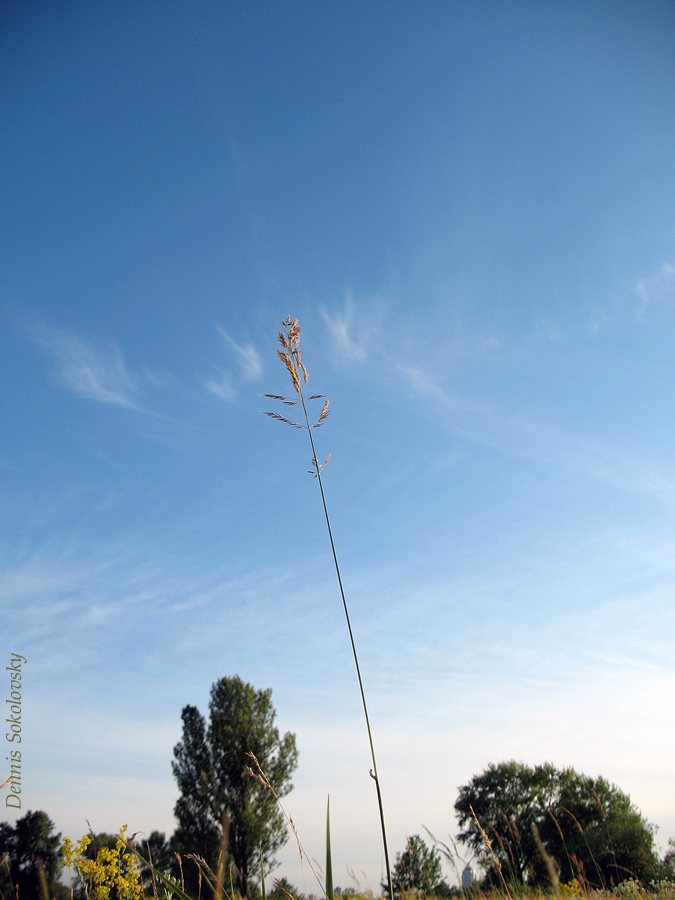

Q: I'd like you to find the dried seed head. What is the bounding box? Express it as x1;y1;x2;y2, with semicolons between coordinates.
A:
277;349;301;394
266;318;332;444
263;411;303;428
315;398;330;426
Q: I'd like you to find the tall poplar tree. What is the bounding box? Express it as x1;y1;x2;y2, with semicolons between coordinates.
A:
172;676;298;897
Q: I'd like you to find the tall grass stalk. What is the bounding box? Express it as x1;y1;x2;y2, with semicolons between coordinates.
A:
260;845;267;900
470;805;513;900
531;823;560;898
560;807;605;889
247;751;324;900
592;788;621;887
264;316;394;900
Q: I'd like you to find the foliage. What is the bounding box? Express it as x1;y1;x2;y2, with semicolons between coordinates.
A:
459;888;675;900
65;828;176;899
383;835;444;898
662;841;675;880
138;831;174;894
62;825;144;899
0;809;65;899
172;674;298;898
455;761;660;888
171;701;221;880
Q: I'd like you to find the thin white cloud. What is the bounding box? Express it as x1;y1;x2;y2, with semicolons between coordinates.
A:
395;363;450;405
206;326;262;401
204;372;235;401
215;325;261;381
390;353;675;509
636;260;675;317
320;289;675;509
33;325;140;409
321;291;377;362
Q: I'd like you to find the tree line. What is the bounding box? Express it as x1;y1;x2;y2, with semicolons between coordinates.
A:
2;676;674;898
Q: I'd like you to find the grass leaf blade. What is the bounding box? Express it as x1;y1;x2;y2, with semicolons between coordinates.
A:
325;796;333;900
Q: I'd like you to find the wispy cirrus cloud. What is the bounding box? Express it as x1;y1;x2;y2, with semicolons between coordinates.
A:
321;286;675;509
204;374;236;402
395;362;451;405
32;324;141;409
391;352;675;509
321;290;379;362
636;260;675;317
215;325;262;380
205;325;262;401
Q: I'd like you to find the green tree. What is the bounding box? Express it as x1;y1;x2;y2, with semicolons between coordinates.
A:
139;830;174;893
455;761;559;886
455;761;659;888
0;809;67;899
662;838;675;879
384;834;444;897
172;675;298;898
172;704;221;874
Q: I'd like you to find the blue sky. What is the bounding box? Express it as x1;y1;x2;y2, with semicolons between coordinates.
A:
1;0;674;891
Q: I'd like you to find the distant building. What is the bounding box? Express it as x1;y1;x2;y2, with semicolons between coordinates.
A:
461;865;474;889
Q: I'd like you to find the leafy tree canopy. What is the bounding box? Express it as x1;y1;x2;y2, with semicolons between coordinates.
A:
383;834;445;897
172;675;298;897
455;761;660;888
0;809;67;898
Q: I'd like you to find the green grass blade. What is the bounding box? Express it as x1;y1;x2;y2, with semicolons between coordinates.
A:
151;868;197;900
122;842;198;900
325;795;334;900
131;853;197;900
260;844;267;900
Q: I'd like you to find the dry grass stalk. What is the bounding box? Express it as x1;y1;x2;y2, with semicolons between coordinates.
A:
531;822;560;897
214;815;230;900
273;878;298;900
246;751;319;900
144;836;159;899
548;809;577;884
264;316;393;900
470;805;513;900
560;807;605;888
176;851;186;894
491;820;517;880
184;854;230;899
591;789;621;886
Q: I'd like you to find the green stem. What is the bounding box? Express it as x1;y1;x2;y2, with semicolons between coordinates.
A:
297;383;394;900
